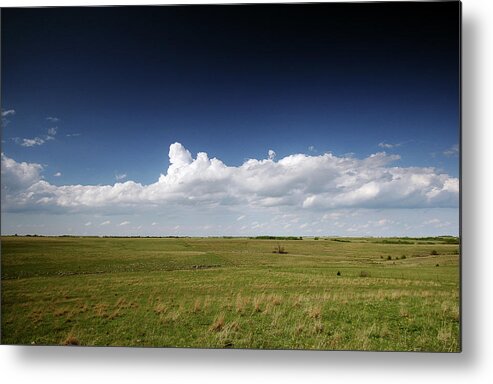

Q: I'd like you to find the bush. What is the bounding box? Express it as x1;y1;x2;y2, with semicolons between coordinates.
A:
359;270;370;277
431;250;439;255
273;243;288;254
387;255;392;260
336;271;341;276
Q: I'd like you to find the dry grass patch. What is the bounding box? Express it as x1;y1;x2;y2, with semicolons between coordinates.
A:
308;305;322;319
312;320;324;334
235;294;248;314
210;314;225;332
61;331;79;346
154;302;168;315
399;306;410;318
192;298;201;313
93;303;109;318
252;296;263;313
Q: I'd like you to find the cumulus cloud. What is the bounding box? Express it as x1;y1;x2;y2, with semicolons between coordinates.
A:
1;153;43;194
54;172;62;177
100;220;111;226
119;221;130;226
0;142;459;213
268;149;276;160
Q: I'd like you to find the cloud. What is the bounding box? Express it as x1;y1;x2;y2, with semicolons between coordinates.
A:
236;215;246;221
18;137;45;147
1;109;16;117
66;133;81;137
308;145;316;152
1;153;43;194
100;220;111;226
119;221;130;226
54;172;62;177
115;173;127;181
84;221;92;226
378;142;401;149
13;127;58;147
268;149;276;160
0;143;459;213
46;117;60;123
443;144;459;157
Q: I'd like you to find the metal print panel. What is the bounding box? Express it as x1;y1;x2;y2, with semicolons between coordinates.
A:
1;1;461;351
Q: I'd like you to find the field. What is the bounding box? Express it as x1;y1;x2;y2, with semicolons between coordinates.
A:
1;236;460;351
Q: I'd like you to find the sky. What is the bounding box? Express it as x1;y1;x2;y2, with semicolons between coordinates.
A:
1;2;460;237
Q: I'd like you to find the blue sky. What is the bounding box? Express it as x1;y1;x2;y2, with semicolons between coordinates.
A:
1;3;460;236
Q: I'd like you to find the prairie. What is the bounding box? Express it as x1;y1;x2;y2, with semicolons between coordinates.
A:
1;236;460;351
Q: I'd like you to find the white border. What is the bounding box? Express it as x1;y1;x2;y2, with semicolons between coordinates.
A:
1;0;492;383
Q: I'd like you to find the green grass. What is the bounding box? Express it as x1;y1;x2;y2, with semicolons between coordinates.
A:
1;236;460;351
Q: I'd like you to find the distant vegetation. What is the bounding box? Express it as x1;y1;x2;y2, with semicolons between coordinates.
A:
251;236;303;240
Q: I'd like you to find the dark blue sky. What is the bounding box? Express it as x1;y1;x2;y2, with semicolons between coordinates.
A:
2;2;459;186
1;2;461;237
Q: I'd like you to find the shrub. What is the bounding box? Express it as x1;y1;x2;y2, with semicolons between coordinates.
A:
336;271;341;276
273;243;288;254
431;250;439;255
387;255;392;260
359;270;370;277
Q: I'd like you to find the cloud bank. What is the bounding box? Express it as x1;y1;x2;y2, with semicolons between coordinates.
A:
1;142;459;213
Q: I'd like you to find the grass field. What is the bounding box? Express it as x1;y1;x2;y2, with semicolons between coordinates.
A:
0;236;460;351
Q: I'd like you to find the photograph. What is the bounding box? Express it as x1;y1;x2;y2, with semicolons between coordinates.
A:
1;1;460;352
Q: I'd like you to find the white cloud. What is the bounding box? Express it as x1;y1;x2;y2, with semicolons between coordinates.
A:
308;145;316;152
46;117;60;123
84;221;92;226
115;173;127;181
1;153;43;194
13;127;58;147
119;221;130;226
2;109;16;117
54;172;62;177
151;222;157;226
1;143;459;214
268;149;276;160
378;142;401;149
100;220;111;226
19;137;45;147
66;133;81;137
443;144;459;157
236;215;246;221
